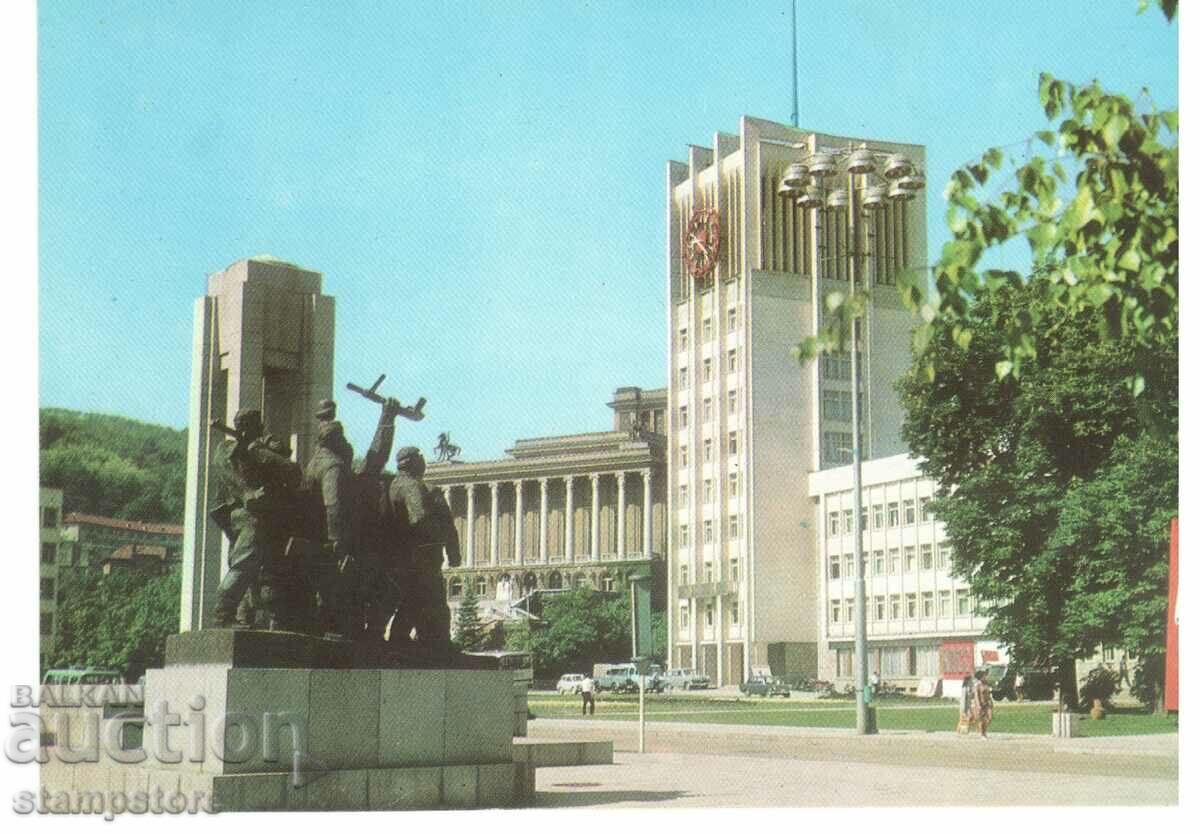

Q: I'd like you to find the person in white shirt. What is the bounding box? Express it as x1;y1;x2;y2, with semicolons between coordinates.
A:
580;676;596;715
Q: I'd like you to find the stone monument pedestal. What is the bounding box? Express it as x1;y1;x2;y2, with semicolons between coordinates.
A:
127;631;531;811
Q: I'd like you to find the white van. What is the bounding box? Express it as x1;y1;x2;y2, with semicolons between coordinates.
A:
556;673;586;694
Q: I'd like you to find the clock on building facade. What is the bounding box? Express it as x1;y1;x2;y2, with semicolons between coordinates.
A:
684;207;721;281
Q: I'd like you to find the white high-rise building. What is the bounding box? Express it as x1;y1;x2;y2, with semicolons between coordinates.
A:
665;117;927;685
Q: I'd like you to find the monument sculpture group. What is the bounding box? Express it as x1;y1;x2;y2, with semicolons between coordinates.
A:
209;389;461;654
40;258;537;812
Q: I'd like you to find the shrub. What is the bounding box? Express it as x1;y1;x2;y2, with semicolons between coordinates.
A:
1079;665;1121;709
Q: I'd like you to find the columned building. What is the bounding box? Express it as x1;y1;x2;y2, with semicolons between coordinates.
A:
425;387;667;625
666;117;927;685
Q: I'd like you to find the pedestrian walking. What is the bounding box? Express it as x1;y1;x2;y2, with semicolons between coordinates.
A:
580;675;596;716
1118;655;1132;689
957;673;974;735
972;668;994;739
1014;671;1026;703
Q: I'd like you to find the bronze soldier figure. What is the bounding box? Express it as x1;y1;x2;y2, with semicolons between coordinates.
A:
381;447;462;653
301;418;357;637
212;409;296;628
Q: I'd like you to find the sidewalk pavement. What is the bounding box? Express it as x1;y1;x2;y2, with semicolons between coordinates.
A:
526;717;1177;808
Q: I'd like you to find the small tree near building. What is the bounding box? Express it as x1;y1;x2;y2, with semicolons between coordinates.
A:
454;582;484;651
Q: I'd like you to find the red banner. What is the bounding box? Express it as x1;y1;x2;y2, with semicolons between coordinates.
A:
940;641;975;679
1165;517;1179;711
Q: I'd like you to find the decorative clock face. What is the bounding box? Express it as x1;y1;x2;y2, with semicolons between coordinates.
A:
684;208;721;280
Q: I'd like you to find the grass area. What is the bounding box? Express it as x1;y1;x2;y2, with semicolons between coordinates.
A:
528;693;1178;737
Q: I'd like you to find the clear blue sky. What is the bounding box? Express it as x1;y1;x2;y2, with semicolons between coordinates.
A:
37;1;1178;459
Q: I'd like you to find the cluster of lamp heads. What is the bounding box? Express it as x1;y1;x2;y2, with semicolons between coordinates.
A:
778;143;925;211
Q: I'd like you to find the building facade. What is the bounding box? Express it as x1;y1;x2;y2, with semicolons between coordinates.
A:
39;488;64;667
60;513;184;572
809;454;987;690
666;117;927;685
425;387;667;626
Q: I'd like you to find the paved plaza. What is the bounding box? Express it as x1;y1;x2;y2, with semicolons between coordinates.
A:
528;719;1178;808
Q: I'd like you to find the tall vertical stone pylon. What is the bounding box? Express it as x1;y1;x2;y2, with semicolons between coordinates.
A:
181;256;335;631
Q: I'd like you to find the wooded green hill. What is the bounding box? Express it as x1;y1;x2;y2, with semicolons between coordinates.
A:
40;408;187;524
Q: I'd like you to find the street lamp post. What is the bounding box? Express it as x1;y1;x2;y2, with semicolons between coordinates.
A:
779;141;924;735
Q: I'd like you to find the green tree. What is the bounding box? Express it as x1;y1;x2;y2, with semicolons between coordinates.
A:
454;582;485;651
525;588;632;680
898;280;1176;707
49;568;181;682
40;408;188;524
800;5;1177;411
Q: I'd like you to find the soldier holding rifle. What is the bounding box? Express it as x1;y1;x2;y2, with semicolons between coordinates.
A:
209;409;297;628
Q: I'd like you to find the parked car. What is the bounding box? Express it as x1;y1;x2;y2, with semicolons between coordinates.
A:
740;675;791;698
556;673;586;695
660;668;711;691
596;664;664;693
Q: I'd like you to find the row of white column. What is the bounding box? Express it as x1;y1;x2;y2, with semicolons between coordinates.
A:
440;470;653;568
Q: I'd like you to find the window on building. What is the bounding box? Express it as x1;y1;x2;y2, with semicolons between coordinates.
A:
843;509;853;532
822;431;853;465
703;398;713;423
42;507;58;529
680;563;689;584
875;596;886;621
872;504;884;529
728;431;738;455
729;558;739;582
41;543;56;564
861;509;868;531
830;600;841;624
731;602;739;625
729;514;740;539
703;520;713;543
904;546;916;572
679;328;688;350
475;576;487;596
821;351;852;381
679;483;688;504
830;555;841;580
822;389;852;422
906;593;917;619
939;590;952;617
40;578;54;600
601;575;615;592
903;499;915;525
938;544;952;570
448;577;463;597
887;502;899;527
40;613;53;635
679;405;688;428
844;553;854;578
679;366;689;388
705;603;714;627
702;317;713;341
680;605;690;630
680;445;688;466
728;472;739;497
921;591;934;618
702;357;712;383
829;512;839;536
679;524;689;547
873;551;884;575
956;589;970;616
704;561;714;583
728;390;738;414
888;548;900;575
1103;645;1115;661
702;479;712;504
920;496;932;522
727;348;738;372
920;543;933;571
890;594;902;621
703;438;713;462
727;307;737;332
